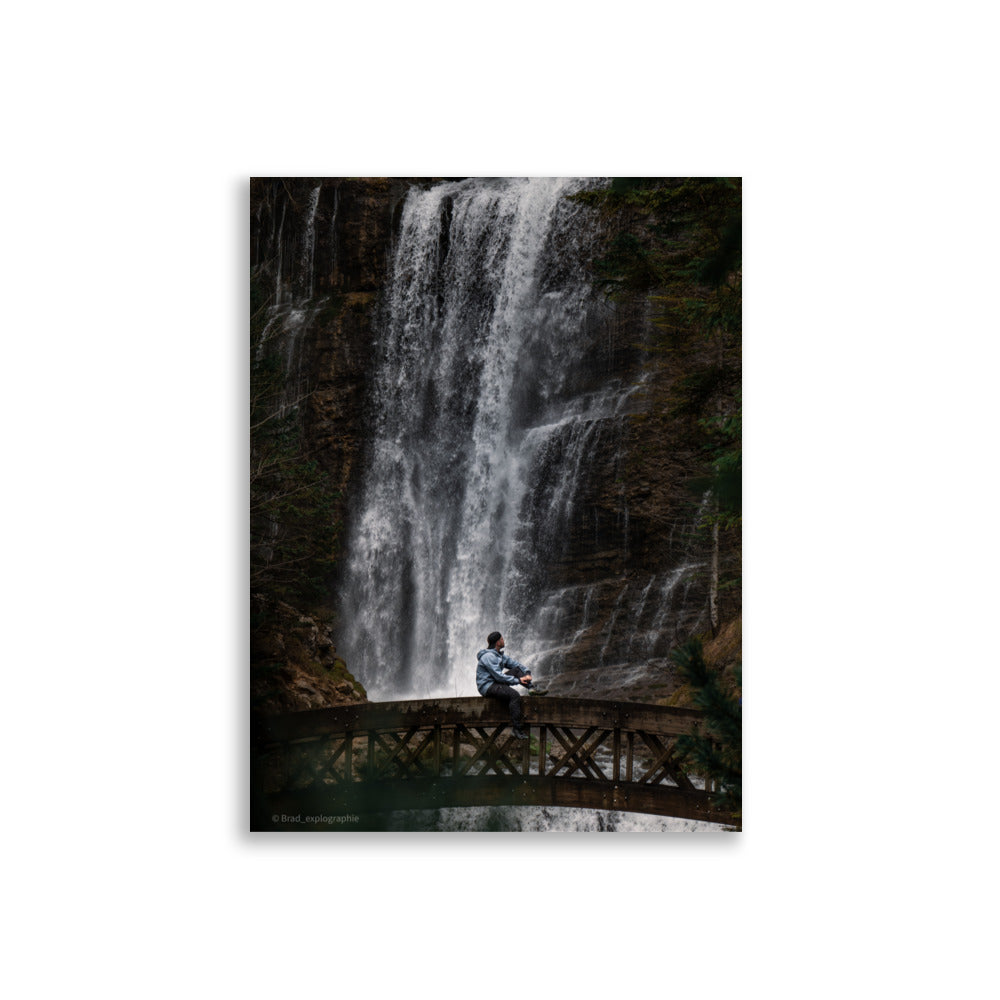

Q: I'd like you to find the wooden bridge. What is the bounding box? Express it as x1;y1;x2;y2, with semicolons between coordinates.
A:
251;696;735;830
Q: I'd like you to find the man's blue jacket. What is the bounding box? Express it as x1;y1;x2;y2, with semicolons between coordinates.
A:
476;647;527;695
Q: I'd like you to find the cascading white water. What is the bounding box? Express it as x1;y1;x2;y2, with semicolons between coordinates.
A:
273;200;286;306
380;806;722;832
254;185;323;415
341;177;629;699
340;176;715;724
299;185;321;300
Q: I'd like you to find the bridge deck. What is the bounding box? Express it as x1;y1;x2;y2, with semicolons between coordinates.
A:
252;696;735;830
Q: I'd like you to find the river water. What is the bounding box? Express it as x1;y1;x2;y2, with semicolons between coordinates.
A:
381;806;722;832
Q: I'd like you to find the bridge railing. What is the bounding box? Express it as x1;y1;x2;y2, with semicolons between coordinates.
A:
252;696;734;828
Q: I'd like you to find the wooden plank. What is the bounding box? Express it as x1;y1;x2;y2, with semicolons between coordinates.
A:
545;726;582;777
373;730;411;777
261;698;503;743
321;737;347;785
636;731;696;791
475;727;520;776
455;725;505;777
264;776;732;826
261;696;706;744
285;740;333;790
634;732;675;787
370;726;436;779
574;728;613;782
372;732;402;778
398;727;437;778
547;726;607;781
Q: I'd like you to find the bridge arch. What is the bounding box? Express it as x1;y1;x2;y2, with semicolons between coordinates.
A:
252;696;734;830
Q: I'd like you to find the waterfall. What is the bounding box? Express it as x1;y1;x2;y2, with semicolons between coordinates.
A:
339;177;715;710
253;184;324;415
273;200;286;306
299;184;321;300
341;177;624;699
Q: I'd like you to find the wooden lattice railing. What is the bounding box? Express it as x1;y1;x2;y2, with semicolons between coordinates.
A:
252;696;734;828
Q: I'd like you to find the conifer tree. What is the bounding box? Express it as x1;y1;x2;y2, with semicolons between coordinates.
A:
671;637;742;826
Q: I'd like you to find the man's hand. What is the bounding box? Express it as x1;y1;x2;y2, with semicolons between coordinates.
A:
520;674;532;686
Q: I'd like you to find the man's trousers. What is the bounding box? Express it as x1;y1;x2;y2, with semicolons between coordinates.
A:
483;682;524;726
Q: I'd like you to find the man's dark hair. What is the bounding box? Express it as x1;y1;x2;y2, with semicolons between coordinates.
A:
487;631;502;648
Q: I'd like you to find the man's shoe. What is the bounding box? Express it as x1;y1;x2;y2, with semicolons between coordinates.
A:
512;727;529;740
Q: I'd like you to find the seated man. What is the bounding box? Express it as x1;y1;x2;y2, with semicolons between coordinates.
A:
476;631;533;739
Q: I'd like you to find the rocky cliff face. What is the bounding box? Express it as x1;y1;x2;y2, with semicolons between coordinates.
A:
251;178;416;538
251;178;416;711
250;594;366;713
250;178;740;708
523;327;740;699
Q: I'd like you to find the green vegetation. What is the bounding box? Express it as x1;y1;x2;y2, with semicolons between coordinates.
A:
671;637;741;827
573;176;740;372
572;177;741;336
693;405;742;527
